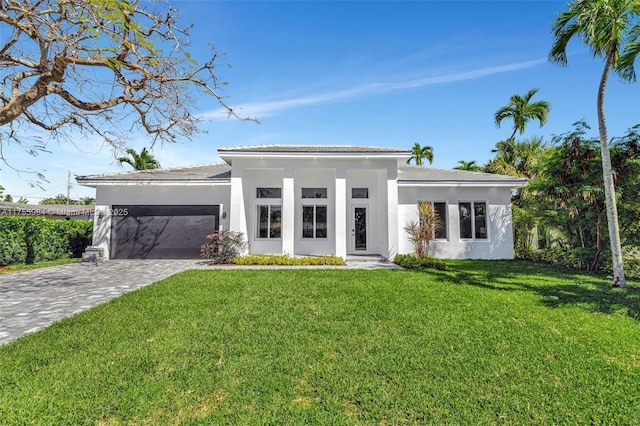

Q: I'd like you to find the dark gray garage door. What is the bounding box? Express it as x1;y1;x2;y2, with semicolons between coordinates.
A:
111;205;220;259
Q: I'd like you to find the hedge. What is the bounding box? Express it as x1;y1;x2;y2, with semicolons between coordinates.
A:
0;216;93;266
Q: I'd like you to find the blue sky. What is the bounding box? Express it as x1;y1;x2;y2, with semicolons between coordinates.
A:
1;0;639;202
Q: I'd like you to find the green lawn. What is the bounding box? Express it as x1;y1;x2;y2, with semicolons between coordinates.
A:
1;261;639;424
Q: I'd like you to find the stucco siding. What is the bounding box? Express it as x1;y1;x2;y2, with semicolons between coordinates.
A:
397;186;515;259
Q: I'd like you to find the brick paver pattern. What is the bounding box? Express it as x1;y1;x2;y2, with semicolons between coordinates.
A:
0;260;208;346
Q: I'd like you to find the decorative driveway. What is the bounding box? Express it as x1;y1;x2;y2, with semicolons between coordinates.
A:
0;258;401;346
0;260;209;346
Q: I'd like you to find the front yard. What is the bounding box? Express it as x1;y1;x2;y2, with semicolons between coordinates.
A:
1;261;639;424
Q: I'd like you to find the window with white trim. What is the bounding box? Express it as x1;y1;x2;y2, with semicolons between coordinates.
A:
459;202;487;239
302;205;327;238
257;205;281;239
301;187;327;239
302;188;327;199
257;187;282;198
256;187;281;239
433;202;447;239
351;188;369;199
418;201;447;240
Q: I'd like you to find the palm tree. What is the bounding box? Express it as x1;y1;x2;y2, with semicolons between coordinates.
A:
494;88;551;140
486;137;548;178
407;142;434;166
549;0;640;288
454;160;482;172
117;147;161;170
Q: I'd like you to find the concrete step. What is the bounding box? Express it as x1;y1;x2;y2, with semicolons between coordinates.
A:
345;255;388;263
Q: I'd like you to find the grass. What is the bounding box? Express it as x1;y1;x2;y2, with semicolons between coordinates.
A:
0;258;80;274
1;261;639;424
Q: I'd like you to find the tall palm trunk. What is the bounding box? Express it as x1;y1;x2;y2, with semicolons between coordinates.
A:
598;42;627;287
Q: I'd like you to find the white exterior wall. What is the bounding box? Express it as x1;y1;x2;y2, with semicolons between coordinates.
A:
93;185;230;260
88;158;518;261
227;157;399;258
397;186;515;260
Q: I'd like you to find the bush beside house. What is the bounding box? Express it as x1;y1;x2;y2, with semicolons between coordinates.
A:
0;217;93;266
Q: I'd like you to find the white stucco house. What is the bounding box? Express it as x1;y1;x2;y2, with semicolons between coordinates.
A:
77;145;527;261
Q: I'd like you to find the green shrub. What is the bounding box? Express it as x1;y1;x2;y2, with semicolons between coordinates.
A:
518;246;605;272
393;253;448;271
0;217;93;266
519;245;640;280
201;230;247;264
234;254;345;266
0;217;26;266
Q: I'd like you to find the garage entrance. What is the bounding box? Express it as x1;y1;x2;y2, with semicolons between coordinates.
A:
110;205;220;259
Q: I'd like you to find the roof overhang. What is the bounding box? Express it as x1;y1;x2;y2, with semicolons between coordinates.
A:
218;150;412;165
398;180;527;188
77;179;231;188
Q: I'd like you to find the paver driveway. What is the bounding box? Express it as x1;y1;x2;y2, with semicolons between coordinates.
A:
0;260;209;346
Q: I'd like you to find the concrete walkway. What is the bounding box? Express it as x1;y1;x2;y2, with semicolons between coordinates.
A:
0;258;401;346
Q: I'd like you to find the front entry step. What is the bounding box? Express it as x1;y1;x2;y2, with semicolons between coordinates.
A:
345;255;388;263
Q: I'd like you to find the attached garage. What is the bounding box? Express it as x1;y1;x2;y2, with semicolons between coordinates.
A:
110;205;220;259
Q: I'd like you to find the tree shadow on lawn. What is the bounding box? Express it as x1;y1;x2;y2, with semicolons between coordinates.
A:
426;260;640;323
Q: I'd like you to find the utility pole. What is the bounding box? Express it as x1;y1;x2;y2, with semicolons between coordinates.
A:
66;170;71;205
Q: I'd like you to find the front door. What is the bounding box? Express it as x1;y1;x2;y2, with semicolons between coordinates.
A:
351;206;368;253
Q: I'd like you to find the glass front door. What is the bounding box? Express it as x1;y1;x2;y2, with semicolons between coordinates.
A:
353;206;367;251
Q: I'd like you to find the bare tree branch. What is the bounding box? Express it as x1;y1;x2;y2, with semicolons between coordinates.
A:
0;0;245;160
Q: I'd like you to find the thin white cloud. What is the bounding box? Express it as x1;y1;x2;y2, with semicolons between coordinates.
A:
200;58;546;120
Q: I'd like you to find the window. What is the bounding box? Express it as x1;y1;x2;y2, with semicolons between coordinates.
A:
302;205;327;238
302;188;327;198
433;202;447;239
417;201;447;240
459;202;487;239
352;188;369;199
258;205;281;239
301;187;327;239
474;203;487;239
257;187;281;198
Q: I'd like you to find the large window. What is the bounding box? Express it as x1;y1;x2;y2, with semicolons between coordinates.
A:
257;187;282;239
302;205;327;238
459;202;487;239
258;205;281;239
301;187;327;239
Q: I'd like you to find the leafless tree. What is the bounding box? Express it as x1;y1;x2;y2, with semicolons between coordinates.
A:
0;0;239;163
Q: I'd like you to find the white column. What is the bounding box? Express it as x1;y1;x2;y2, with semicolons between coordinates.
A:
282;167;295;255
386;167;399;260
335;168;347;259
229;167;248;253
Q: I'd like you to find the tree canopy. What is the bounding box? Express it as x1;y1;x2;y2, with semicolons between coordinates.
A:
549;0;640;287
407;142;434;166
117;147;161;170
494;88;551;141
0;0;237;163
